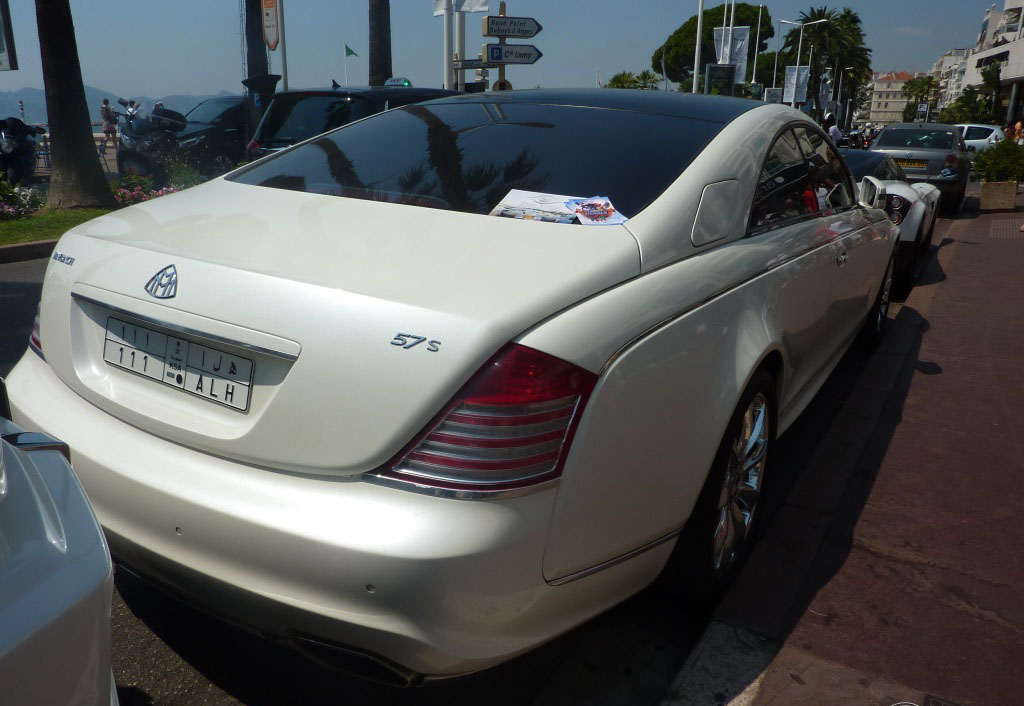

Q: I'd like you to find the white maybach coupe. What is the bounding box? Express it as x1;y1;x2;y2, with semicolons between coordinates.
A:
3;90;898;684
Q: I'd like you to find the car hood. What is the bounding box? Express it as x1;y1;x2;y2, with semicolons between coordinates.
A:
39;179;640;473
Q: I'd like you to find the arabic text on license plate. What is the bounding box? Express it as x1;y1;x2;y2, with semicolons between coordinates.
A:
896;159;927;169
103;316;254;412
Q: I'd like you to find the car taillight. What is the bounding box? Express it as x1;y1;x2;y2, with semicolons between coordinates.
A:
246;138;259;152
885;194;909;225
29;304;42;357
381;344;598;492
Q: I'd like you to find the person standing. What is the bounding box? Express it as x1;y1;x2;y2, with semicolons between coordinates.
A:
824;114;842;145
99;98;117;151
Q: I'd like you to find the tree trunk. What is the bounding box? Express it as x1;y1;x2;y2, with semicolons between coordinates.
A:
368;0;392;87
35;0;114;209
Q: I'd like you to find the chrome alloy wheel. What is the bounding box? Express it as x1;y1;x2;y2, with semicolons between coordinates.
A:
712;391;770;577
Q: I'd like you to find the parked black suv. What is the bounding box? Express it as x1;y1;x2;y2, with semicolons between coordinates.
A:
246;86;456;160
177;95;247;177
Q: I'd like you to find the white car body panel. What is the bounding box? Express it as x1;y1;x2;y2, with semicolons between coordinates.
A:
0;420;117;706
36;182;638;473
886;180;940;245
5;94;896;678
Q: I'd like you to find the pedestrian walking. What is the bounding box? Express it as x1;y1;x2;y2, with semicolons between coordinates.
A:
824;113;842;146
100;98;117;151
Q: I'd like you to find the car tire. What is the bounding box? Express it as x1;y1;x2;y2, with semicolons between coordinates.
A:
203;151;234;178
672;369;776;597
860;247;895;349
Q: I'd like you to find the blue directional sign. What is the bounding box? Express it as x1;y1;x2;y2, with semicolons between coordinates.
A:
487;43;543;65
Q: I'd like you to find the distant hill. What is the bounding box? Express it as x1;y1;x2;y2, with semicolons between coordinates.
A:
0;85;238;125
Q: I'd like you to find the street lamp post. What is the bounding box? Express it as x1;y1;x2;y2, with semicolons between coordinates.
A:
781;18;828;108
772;19;782;89
751;4;763;85
836;65;853;121
693;0;705;93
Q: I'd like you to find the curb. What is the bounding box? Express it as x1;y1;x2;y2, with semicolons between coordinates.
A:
0;239;57;265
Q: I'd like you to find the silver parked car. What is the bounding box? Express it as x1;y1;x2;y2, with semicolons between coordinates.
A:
0;406;117;705
4;89;896;684
870;122;969;213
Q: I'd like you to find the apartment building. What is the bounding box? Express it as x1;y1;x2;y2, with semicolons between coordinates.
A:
862;71;923;127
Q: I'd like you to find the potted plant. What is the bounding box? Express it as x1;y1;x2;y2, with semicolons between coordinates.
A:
973;138;1024;210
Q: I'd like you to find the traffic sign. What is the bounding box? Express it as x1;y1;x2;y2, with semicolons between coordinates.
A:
486;43;543;65
453;58;498;70
262;0;279;51
483;16;543;38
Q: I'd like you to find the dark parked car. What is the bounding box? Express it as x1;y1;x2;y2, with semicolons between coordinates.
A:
246;86;457;160
177;95;247;177
869;122;969;213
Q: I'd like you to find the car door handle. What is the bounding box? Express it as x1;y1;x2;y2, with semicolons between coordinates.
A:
836;249;849;267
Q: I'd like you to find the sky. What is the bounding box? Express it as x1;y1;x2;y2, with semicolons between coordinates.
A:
0;0;994;99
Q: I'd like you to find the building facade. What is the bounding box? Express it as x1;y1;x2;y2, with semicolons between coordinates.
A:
932;49;969;111
862;71;923;127
958;1;1024;122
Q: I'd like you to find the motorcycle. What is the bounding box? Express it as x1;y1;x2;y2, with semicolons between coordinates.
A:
115;98;187;187
0;117;45;185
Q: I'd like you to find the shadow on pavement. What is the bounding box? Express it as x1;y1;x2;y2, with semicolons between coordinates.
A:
114;560;709;706
0;278;42;377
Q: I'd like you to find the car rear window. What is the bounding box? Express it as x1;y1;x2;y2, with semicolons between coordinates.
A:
963;126;994;141
875;128;955;150
255;94;378;147
231;101;724;219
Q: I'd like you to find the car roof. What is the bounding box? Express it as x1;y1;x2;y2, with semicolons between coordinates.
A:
838;149;887;170
272;86;456;98
416;88;762;123
880;122;959;130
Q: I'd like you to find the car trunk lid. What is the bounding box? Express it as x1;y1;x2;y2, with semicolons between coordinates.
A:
38;179;639;475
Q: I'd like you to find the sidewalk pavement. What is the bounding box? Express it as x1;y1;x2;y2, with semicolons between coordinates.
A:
664;190;1024;706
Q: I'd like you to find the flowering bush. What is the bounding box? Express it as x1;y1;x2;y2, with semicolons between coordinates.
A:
110;174;179;207
0;182;43;220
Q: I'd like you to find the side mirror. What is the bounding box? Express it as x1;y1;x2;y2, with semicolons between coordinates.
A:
858;176;887;210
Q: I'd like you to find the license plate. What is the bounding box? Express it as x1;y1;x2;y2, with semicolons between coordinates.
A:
895;159;927;169
103;316;254;412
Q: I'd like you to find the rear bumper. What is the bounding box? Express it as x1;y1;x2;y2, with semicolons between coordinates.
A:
4;350;669;678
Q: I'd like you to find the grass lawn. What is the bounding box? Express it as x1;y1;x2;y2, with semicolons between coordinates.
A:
0;208;111;247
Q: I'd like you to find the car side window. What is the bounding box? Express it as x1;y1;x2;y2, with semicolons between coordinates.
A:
793;126;854;210
749;129;817;233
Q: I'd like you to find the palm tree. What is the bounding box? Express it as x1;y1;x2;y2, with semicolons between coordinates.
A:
782;6;871;121
606;71;638;89
34;0;114;209
636;70;659;90
369;0;392;86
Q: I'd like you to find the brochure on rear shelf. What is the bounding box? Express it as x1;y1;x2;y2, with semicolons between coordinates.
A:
489;190;628;225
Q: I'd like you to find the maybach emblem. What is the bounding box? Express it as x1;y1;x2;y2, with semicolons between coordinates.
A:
145;265;178;299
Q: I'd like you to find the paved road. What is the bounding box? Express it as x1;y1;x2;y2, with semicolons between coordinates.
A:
0;252;885;705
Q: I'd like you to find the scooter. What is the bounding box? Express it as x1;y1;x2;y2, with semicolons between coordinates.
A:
0;117;44;185
115;99;187;187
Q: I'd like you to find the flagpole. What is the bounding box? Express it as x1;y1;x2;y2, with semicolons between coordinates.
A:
345;49;349;86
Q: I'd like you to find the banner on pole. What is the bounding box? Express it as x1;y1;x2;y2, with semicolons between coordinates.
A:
263;0;279;51
783;66;810;104
0;0;18;71
433;0;488;15
713;26;750;84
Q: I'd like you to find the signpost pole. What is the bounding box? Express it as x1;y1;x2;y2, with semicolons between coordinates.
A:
455;10;466;91
443;0;454;90
498;2;507;90
278;0;288;91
